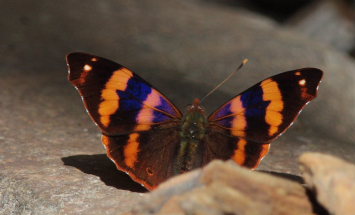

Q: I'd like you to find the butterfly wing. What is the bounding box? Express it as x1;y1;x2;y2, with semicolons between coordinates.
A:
67;52;182;135
204;126;271;169
102;127;180;190
208;68;323;168
67;53;182;190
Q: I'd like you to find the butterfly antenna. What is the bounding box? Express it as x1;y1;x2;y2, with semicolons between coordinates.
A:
200;58;249;103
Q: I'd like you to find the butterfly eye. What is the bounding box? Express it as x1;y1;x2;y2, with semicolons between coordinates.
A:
146;167;154;176
83;64;92;71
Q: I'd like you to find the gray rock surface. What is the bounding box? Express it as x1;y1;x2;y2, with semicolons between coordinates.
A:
300;153;355;215
287;0;355;52
1;0;355;214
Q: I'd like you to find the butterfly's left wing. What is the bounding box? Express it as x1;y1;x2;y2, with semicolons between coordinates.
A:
67;52;182;136
207;68;323;168
101;126;180;190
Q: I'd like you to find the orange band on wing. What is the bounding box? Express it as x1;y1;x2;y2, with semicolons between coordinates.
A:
98;68;133;127
233;139;247;165
134;89;162;131
230;96;246;137
124;133;140;168
261;79;284;136
232;139;271;169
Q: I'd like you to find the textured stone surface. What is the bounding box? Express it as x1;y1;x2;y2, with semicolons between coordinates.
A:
125;160;314;215
287;0;355;52
1;0;355;214
300;153;355;215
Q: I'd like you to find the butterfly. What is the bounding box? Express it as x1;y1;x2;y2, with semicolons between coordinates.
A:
67;52;323;190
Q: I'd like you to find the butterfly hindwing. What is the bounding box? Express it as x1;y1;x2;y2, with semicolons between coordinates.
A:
208;68;322;168
205;125;270;169
67;53;182;135
102;125;180;190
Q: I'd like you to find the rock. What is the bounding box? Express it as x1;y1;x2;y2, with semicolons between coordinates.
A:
300;153;355;215
1;0;355;213
125;160;314;215
287;0;355;53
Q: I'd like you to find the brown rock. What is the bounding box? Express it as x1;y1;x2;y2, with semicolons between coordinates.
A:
300;153;355;215
126;160;314;215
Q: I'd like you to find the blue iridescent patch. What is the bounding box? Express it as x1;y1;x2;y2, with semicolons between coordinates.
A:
241;86;269;118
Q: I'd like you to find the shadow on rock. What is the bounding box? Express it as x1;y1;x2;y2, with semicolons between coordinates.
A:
258;170;330;214
61;154;147;193
258;170;304;184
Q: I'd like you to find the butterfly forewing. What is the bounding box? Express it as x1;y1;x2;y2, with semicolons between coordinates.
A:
67;53;182;135
208;68;322;168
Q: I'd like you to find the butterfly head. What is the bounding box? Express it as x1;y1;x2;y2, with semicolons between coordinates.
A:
187;98;205;114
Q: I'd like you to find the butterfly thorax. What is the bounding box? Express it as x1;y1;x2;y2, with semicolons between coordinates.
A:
174;99;208;174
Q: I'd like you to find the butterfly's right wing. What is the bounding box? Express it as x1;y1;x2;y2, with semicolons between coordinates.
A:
203;127;270;169
207;68;323;168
